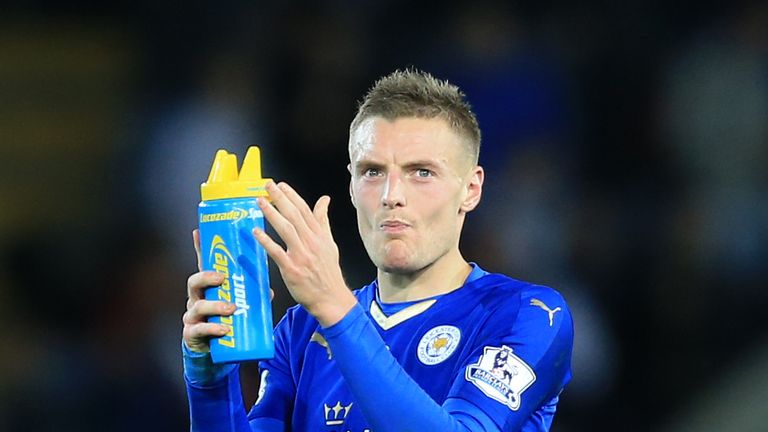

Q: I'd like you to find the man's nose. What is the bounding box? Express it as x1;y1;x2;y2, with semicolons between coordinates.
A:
381;173;406;208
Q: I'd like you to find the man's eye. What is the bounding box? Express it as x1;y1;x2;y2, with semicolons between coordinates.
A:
416;168;433;177
363;168;381;177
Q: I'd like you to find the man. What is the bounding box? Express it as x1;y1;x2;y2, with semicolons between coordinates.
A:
182;70;573;431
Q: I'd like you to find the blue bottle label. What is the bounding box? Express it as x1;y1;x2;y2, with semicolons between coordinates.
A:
198;197;274;363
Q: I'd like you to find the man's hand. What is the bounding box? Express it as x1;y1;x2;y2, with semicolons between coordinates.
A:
181;229;237;353
254;181;357;327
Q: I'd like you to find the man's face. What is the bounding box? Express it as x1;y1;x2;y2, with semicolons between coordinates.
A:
348;116;483;274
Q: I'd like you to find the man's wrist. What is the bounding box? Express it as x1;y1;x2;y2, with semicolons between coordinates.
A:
309;290;358;328
182;340;237;387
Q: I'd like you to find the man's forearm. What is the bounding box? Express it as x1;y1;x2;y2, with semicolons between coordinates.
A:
319;304;498;432
184;344;251;432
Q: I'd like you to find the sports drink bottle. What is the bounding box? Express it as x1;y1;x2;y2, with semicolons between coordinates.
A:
198;146;274;363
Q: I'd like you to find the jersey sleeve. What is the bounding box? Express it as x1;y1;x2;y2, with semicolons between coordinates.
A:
245;309;299;430
444;286;574;431
319;303;481;432
320;286;572;432
184;308;300;432
184;359;252;432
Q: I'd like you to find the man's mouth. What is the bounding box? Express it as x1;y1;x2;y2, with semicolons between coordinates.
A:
379;219;411;233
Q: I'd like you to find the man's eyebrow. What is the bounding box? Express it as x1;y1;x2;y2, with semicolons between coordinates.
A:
352;159;385;172
353;159;385;168
402;160;442;170
353;159;444;170
352;158;444;169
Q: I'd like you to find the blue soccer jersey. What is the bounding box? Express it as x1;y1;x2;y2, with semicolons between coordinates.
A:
186;265;573;431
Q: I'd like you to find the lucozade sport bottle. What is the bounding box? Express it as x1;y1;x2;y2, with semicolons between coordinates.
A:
198;146;274;363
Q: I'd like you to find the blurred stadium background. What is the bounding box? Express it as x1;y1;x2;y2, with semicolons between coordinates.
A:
1;1;767;431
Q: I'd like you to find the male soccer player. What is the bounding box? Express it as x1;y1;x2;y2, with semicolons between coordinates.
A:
182;70;573;431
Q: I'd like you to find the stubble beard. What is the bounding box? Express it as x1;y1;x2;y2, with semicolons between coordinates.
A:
369;238;420;275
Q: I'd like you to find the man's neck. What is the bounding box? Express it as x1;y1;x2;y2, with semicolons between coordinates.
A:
377;251;472;303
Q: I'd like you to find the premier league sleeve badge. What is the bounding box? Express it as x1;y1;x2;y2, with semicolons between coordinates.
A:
465;345;536;410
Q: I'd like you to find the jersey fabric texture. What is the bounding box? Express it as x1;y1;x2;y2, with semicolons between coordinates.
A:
185;264;573;431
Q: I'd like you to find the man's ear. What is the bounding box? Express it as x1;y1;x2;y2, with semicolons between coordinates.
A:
347;163;357;208
459;166;484;214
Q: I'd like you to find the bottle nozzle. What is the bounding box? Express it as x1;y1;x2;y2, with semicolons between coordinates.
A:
240;147;263;181
201;146;271;201
207;150;239;183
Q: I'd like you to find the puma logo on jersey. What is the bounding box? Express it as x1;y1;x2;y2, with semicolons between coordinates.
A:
310;331;333;359
530;298;561;327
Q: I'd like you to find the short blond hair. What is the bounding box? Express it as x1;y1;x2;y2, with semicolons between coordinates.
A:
350;69;481;165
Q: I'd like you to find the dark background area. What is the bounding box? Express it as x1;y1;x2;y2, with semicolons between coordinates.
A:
1;1;767;431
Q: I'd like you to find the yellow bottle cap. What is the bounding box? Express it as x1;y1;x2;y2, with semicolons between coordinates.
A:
201;146;272;201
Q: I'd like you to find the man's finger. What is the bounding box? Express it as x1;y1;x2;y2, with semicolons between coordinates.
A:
192;229;203;272
184;299;236;323
266;181;314;238
278;182;323;233
257;195;305;251
183;322;232;344
187;271;225;301
313;195;332;236
253;226;291;269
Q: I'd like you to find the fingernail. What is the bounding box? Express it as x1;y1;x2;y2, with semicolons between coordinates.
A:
220;326;230;334
253;227;262;236
278;183;288;191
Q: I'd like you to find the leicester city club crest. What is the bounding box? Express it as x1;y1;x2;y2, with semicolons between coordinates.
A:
417;325;461;365
465;345;536;410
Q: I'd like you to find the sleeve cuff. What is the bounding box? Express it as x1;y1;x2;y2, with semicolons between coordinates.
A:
318;302;366;338
182;340;237;387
